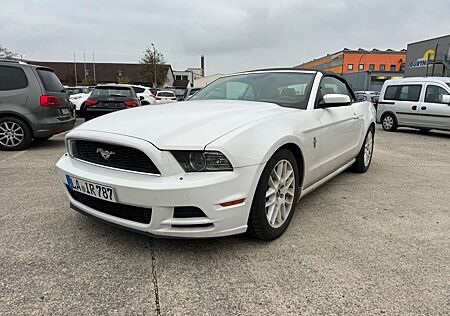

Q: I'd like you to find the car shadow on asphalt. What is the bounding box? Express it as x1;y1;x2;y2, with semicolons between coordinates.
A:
28;138;66;150
70;172;349;255
392;128;450;139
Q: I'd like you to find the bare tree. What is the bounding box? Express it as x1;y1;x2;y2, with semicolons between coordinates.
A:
0;45;17;59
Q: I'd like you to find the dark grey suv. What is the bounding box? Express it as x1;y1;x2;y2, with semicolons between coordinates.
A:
0;60;75;150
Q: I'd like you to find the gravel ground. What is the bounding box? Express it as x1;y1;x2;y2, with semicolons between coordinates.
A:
0;123;449;316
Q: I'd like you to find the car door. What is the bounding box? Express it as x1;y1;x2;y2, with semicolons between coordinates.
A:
314;76;364;177
384;84;422;127
419;84;450;130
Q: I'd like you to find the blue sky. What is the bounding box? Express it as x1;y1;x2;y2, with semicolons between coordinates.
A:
0;0;449;74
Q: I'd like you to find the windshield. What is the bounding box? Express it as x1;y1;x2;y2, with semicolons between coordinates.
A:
190;72;315;109
91;86;133;97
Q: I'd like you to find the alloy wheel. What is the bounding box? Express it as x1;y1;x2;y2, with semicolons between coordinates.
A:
0;121;24;148
382;116;394;130
265;159;296;228
364;130;373;167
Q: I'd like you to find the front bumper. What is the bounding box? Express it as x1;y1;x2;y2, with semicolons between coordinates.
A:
56;152;262;238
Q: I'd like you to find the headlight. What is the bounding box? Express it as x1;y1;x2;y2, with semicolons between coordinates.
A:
171;151;233;172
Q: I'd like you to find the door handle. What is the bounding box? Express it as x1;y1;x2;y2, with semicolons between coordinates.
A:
421;106;427;110
412;106;417;110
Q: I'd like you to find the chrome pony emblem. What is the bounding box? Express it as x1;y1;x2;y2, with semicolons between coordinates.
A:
96;148;115;160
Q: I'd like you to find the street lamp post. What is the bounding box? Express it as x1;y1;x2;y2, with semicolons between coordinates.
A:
151;43;156;87
357;53;368;91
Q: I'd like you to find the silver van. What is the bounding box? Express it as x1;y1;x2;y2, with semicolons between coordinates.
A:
377;77;450;132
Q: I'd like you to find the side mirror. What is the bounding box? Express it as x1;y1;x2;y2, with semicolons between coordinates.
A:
321;94;351;107
139;96;144;101
441;94;450;104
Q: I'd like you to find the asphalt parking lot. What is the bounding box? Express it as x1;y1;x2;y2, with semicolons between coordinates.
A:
0;122;449;316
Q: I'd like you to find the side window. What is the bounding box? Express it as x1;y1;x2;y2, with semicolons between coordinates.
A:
384;86;397;100
384;85;422;102
0;65;28;91
317;76;352;106
320;77;351;96
36;69;64;92
132;87;145;94
424;85;450;104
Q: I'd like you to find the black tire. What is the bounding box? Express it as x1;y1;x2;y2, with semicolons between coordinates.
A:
247;149;300;240
381;113;397;131
0;116;33;151
84;115;92;122
351;126;374;173
78;103;86;118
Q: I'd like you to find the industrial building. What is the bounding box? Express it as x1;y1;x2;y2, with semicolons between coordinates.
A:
295;48;406;74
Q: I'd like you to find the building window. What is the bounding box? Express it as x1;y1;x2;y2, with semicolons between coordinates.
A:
347;64;354;70
182;75;188;81
379;64;386;71
369;64;375;71
400;64;405;72
390;65;396;71
359;64;364;70
175;75;182;80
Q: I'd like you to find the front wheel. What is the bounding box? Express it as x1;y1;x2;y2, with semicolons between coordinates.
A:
247;149;300;240
351;127;374;173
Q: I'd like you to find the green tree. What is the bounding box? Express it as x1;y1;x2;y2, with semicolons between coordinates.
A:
0;44;17;59
117;75;132;84
139;46;167;87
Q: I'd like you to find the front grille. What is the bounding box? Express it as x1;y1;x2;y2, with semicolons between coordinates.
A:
72;140;160;174
173;207;206;218
66;185;152;224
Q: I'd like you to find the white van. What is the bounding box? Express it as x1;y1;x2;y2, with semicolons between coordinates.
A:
377;77;450;132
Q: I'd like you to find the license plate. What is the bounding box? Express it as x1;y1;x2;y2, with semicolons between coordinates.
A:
61;108;71;115
66;175;116;202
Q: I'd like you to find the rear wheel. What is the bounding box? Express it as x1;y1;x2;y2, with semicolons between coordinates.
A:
78;103;86;118
381;113;397;131
247;149;300;240
0;117;32;151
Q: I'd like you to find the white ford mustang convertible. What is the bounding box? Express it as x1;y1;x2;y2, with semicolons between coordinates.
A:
56;69;376;240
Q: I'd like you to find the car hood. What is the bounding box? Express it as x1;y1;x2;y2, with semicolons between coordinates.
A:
74;100;291;149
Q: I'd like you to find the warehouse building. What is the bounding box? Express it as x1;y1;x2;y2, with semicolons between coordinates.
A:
295;48;406;91
295;48;406;74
